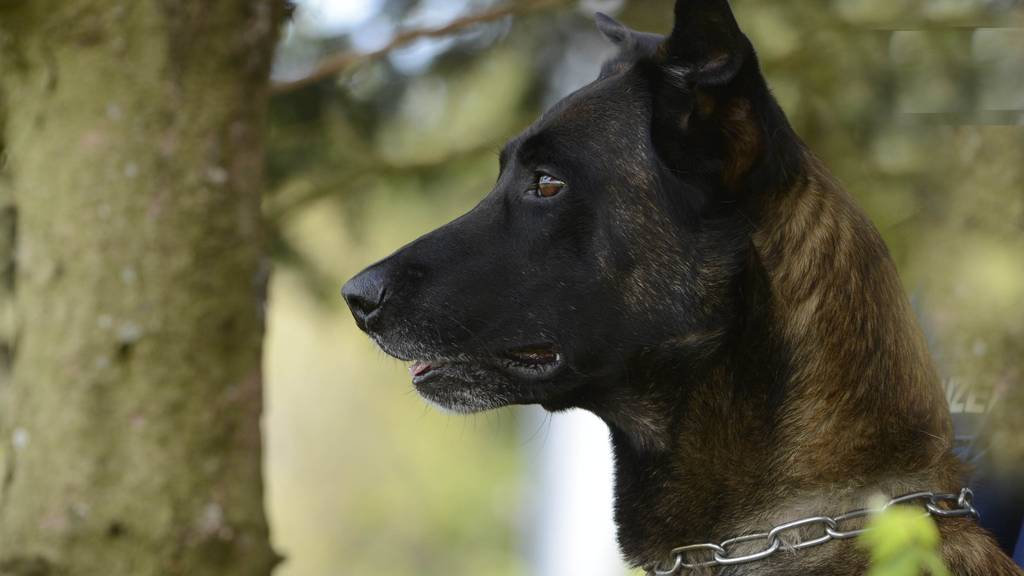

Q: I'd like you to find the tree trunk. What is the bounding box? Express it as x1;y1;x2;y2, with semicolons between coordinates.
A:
0;1;283;574
0;93;13;444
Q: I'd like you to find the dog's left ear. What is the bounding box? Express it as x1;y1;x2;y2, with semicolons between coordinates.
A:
595;12;664;61
595;12;631;46
659;0;750;88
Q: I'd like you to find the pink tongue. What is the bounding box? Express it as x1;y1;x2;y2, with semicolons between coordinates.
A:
409;362;432;377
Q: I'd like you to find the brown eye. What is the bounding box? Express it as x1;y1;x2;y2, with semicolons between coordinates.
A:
535;174;565;198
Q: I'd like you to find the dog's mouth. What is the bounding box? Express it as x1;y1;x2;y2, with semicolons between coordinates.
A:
408;343;563;385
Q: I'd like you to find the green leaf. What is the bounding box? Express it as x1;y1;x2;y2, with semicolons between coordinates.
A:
860;506;950;576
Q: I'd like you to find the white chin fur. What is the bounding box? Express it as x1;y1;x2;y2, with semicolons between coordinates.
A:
416;385;504;415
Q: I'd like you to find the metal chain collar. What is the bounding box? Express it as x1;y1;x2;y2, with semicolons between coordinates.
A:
645;488;978;575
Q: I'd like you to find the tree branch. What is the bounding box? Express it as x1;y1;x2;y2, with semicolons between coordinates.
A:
271;0;568;94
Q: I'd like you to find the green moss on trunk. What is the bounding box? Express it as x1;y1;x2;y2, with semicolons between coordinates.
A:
0;1;283;574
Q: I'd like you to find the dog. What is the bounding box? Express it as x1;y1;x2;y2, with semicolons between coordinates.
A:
342;1;1022;573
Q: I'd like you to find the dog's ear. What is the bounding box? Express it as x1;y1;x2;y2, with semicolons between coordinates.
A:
647;0;773;203
595;12;631;46
659;0;750;88
648;1;801;201
595;12;663;62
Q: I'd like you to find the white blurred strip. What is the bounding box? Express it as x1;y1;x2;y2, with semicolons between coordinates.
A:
522;406;627;576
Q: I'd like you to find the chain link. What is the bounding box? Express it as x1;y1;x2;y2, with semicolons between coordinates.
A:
645;487;977;575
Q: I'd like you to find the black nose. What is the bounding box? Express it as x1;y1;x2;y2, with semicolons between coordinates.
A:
341;267;387;331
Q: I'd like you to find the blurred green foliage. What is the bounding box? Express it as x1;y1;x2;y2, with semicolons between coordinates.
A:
861;507;949;576
263;1;1024;575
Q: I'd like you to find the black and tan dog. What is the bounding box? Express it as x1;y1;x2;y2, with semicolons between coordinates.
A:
342;0;1021;573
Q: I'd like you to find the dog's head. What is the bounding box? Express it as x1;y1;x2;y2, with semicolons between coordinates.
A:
343;0;800;418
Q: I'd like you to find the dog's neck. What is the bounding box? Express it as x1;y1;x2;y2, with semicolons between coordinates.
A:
750;154;953;480
589;152;959;568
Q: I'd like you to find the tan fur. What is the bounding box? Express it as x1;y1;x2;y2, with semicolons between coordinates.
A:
618;143;1019;575
723;154;1019;574
721;99;761;191
753;157;951;482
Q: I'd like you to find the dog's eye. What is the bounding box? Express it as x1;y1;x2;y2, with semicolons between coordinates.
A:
532;174;565;198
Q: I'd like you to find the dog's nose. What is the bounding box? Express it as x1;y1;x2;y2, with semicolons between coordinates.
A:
341;267;387;331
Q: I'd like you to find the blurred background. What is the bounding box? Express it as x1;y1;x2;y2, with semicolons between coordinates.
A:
263;1;1024;575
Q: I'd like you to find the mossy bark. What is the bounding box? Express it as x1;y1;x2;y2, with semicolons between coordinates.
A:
0;1;283;574
0;93;12;431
